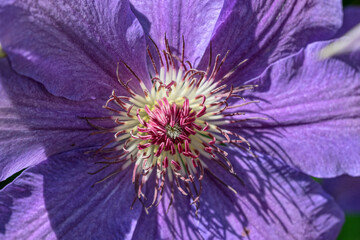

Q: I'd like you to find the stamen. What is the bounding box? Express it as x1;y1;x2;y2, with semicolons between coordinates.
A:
86;35;258;213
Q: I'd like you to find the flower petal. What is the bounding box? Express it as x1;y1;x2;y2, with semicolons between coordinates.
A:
320;6;360;58
197;0;343;84
232;40;360;177
131;149;344;239
0;149;344;239
322;176;360;214
130;0;224;65
0;150;142;239
0;58;111;181
336;6;360;37
0;0;149;101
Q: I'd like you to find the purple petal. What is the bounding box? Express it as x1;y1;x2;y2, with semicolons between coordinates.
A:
232;40;360;177
132;149;344;239
0;150;142;239
130;0;224;65
322;176;360;214
0;58;111;181
131;189;199;239
335;6;360;37
197;0;342;85
0;148;343;239
321;7;360;58
0;0;149;101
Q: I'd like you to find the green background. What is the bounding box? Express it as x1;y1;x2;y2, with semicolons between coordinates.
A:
1;0;360;239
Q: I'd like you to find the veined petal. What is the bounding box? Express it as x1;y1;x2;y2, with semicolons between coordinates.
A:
132;149;344;239
0;58;111;181
233;40;360;177
0;0;149;101
130;0;224;65
0;150;143;239
197;0;343;84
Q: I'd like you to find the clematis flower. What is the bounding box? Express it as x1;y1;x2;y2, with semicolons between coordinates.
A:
320;6;360;58
0;0;359;239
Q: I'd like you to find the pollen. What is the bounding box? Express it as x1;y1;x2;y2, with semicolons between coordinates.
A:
87;36;263;213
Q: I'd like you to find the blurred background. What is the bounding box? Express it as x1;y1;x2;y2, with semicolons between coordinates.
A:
0;0;360;239
344;0;359;5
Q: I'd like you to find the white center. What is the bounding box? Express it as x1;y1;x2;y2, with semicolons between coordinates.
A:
165;124;182;139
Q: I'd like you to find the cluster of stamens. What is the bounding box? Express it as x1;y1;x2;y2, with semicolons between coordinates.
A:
138;97;201;160
87;36;261;213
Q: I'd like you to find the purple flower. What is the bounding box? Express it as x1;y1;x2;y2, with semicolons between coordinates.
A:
0;0;358;239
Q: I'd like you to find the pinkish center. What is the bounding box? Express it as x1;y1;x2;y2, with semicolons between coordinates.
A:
138;97;201;160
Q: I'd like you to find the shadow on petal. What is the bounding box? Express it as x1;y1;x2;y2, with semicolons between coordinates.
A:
130;149;344;239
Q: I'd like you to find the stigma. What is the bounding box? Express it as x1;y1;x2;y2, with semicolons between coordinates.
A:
88;36;261;213
165;124;182;139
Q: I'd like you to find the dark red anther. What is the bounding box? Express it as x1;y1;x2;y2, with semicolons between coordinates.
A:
195;94;206;106
185;140;190;153
208;134;216;145
171;160;182;171
136;108;147;127
138;143;152;150
155;142;165;157
192;158;197;168
127;104;134;117
196;106;207;118
185;126;196;135
163;156;169;168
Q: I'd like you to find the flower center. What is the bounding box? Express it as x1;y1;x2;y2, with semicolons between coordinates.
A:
165;124;181;140
165;124;182;139
88;36;261;213
148;100;190;142
138;97;201;160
